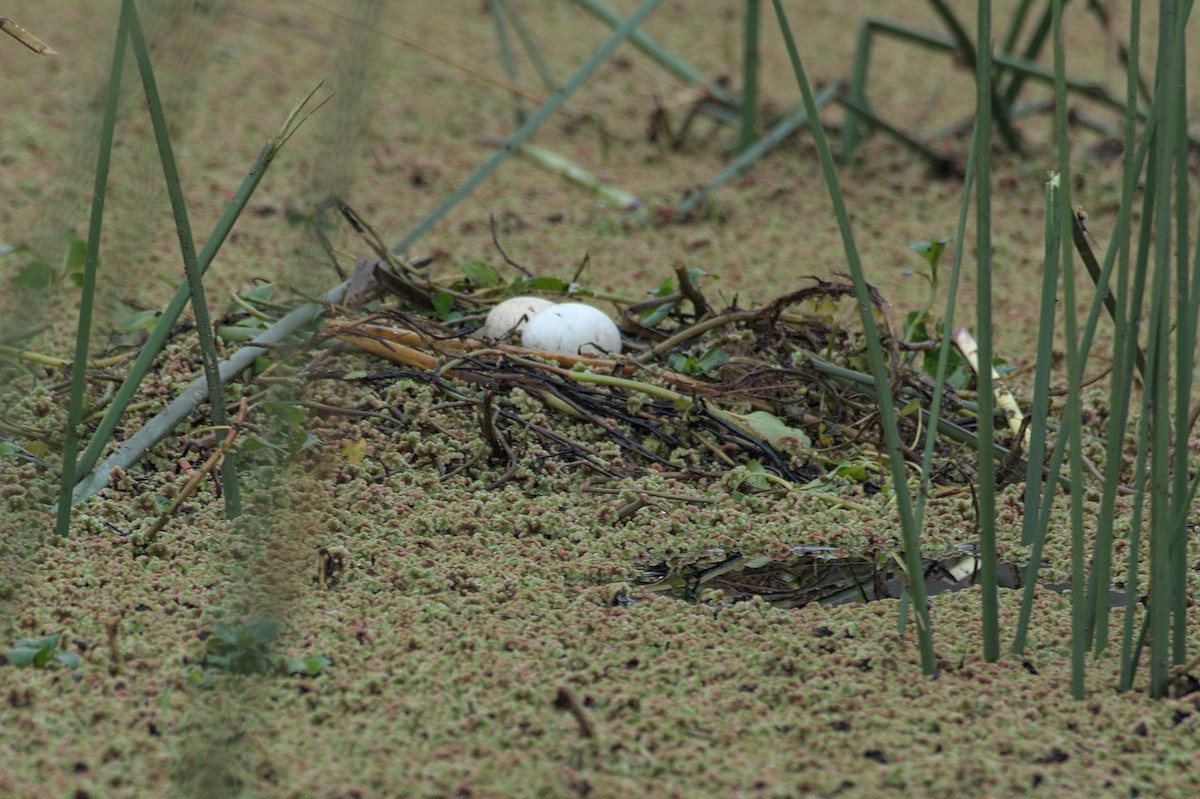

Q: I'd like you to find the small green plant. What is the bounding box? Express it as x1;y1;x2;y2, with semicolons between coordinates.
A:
241;402;319;460
4;632;81;671
901;236;952;344
667;346;729;376
639;266;710;326
196;618;330;681
9;234;88;291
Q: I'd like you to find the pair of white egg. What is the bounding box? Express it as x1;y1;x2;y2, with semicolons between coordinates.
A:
482;296;622;356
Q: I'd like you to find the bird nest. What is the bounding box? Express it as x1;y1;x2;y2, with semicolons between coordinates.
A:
314;203;1012;498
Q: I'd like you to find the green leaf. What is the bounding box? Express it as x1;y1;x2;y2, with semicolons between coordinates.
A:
244;618;279;645
212;622;239;646
62;235;87;274
0;441;19;459
268;403;307;428
727;410;811;449
693;347;729;374
285;656;331;676
742;459;771;490
904;310;933;341
649;275;674;298
291;432;321;455
897;398;922;418
668;347;729;377
54;651;82;670
666;353;691;372
243;283;276;302
908;235;953;277
835;461;870;482
240;436;278;454
11;259;58;290
117;309;160;332
686;266;710;287
515;276;569;292
639;276;677;327
432;291;455;321
31;637;59;668
6;647;40;667
640;299;676;327
4;633;61;667
462;260;500;288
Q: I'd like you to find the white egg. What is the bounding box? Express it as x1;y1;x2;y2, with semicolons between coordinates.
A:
481;296;555;339
521;302;622;356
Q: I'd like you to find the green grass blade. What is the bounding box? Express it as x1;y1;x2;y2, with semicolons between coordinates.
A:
1042;0;1091;701
124;0;239;519
972;0;1001;663
770;0;937;676
1011;176;1062;657
53;9;129;537
1167;3;1193;673
1144;0;1182;697
69;90;321;502
1102;0;1144;663
66;281;349;509
915;134;976;526
1118;402;1152;691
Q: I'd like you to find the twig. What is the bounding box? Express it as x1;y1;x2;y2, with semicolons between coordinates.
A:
0;16;57;54
553;685;595;739
489;213;532;276
62;280;350;511
673;260;711;318
139;399;249;545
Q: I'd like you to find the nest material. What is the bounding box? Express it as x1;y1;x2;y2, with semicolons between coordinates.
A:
310;198;995;495
320;256;994;501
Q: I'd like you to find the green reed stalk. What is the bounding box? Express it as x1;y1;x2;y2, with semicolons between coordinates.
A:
496;0;558;93
124;0;239;519
915;135;976;525
1047;0;1090;700
1143;7;1175;700
53;8;129;537
737;0;761;153
68;106;308;501
973;0;1000;663
395;0;664;254
488;0;525;126
999;0;1052;108
568;0;735;104
1119;111;1160;688
1019;103;1154;660
1091;0;1145;657
1167;1;1195;675
770;0;936;676
928;0;1021;154
1011;176;1061;657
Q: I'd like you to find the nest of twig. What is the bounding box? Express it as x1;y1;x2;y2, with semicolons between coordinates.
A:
310;200;1000;499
